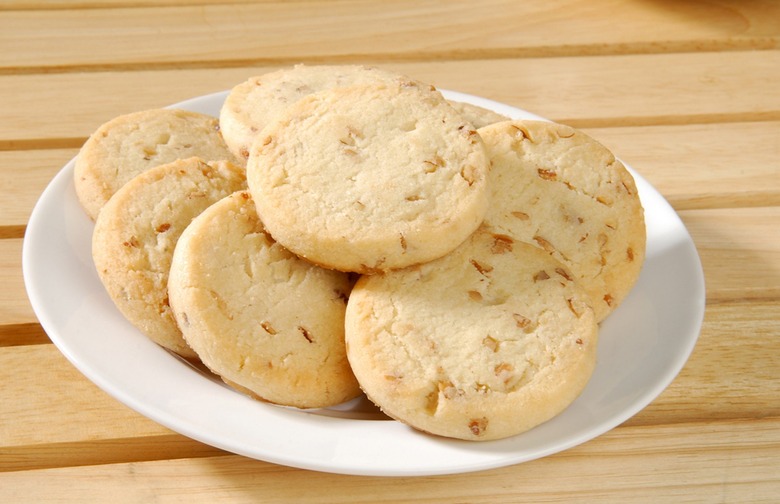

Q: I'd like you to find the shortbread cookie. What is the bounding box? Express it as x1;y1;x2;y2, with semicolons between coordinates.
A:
92;157;247;358
345;227;598;441
478;120;646;321
220;64;407;160
75;108;242;220
247;81;491;273
448;100;510;129
168;191;360;408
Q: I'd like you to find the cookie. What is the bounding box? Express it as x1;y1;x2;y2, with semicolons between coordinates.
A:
246;80;491;273
92;157;247;358
219;64;407;160
345;227;598;441
447;100;510;129
478;120;646;322
75;108;242;220
168;191;360;408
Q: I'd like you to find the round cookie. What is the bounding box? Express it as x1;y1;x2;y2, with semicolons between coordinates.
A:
247;81;491;273
478;120;646;322
75;108;242;220
345;227;598;441
92;157;247;358
219;64;408;160
168;191;360;408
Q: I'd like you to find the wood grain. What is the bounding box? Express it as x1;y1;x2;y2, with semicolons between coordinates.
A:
2;0;779;73
1;418;778;502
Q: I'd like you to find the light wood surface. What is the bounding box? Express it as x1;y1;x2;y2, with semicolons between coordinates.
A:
2;1;779;502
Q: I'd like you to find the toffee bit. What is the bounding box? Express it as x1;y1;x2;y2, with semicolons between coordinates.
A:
490;234;514;254
260;321;277;335
468;418;488;436
627;247;635;261
555;267;573;281
155;223;171;233
533;235;556;254
533;270;550;282
122;236;140;248
297;326;314;343
469;259;493;276
482;335;499;352
566;298;581;318
513;313;531;329
537;168;557;181
596;195;612;206
604;294;615;307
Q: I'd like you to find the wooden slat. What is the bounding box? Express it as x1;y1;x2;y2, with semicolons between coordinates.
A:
625;300;780;426
0;345;169;448
585;121;780;210
1;417;778;502
0;149;77;235
680;207;780;303
0;239;34;326
1;51;779;148
1;0;778;72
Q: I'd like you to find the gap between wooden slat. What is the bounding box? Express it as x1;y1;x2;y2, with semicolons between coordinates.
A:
1;416;777;475
0;434;226;473
2;112;779;153
0;323;49;346
2;42;778;77
0;1;277;11
0;226;26;239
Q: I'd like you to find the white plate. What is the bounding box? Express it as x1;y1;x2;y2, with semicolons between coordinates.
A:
22;90;705;476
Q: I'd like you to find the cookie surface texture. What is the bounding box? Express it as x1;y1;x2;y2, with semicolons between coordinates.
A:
247;81;491;273
345;227;598;441
219;64;406;161
75;108;242;220
478;120;646;321
168;191;361;408
447;100;510;129
92;157;247;358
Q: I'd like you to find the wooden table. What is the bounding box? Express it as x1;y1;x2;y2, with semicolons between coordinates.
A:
2;1;779;501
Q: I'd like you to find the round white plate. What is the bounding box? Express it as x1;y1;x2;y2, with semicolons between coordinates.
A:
22;90;705;476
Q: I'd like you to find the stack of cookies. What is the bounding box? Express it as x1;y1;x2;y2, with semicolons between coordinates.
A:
76;64;645;441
